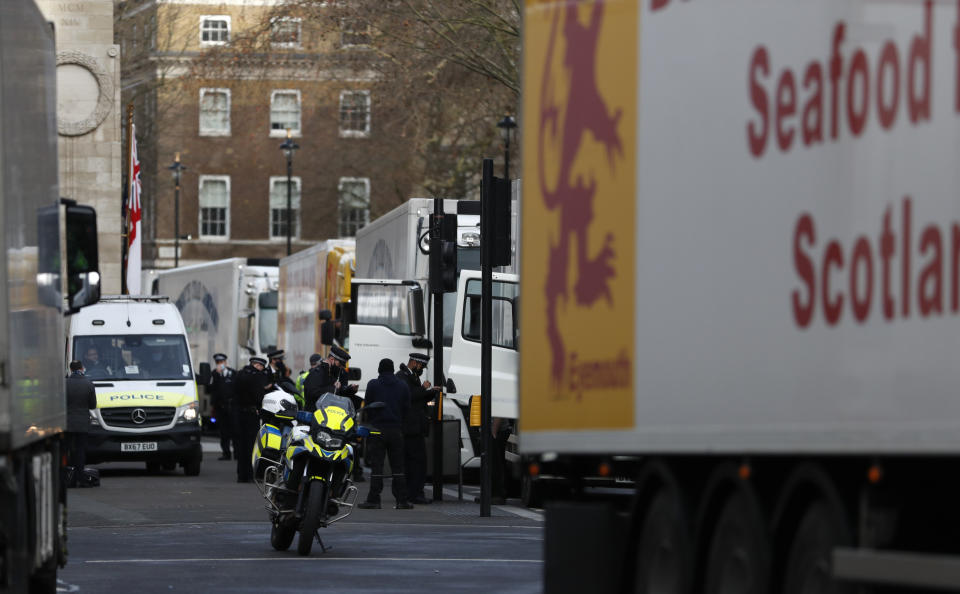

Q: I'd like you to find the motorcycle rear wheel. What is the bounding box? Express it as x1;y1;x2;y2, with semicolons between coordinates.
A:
297;481;326;556
270;520;295;551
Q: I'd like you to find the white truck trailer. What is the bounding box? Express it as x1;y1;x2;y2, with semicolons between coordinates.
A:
152;258;278;419
277;240;354;375
521;1;960;592
0;1;101;589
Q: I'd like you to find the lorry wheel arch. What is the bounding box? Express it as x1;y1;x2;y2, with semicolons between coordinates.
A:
769;463;853;592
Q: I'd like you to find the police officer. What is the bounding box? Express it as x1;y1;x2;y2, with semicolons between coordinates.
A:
358;358;412;510
295;353;323;401
397;353;439;504
65;360;97;485
209;353;236;461
233;356;272;483
267;350;285;383
302;346;358;411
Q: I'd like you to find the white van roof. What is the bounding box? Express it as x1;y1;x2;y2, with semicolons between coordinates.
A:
69;296;186;336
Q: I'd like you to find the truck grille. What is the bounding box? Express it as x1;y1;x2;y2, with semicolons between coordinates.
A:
101;407;176;428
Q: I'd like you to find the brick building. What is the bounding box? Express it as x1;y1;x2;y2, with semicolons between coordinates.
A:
116;0;417;270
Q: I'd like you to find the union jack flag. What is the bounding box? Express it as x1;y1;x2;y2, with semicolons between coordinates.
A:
126;124;142;294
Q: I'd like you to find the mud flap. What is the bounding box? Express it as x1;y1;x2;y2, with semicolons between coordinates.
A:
544;502;626;594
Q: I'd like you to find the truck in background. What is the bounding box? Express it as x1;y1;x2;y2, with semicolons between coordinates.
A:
277;240;354;375
151;258;278;420
0;0;102;589
349;198;519;472
69;297;203;476
520;1;960;592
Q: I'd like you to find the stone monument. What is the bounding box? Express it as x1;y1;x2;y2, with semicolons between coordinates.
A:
35;0;122;294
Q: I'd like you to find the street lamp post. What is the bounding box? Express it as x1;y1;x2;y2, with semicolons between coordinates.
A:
168;153;187;268
496;115;517;179
279;129;300;256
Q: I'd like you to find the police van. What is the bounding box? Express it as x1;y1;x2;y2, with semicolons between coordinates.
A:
68;296;206;475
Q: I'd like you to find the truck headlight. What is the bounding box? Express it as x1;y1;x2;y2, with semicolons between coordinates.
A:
177;401;199;424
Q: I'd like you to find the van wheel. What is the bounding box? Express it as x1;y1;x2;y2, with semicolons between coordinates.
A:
162;462;176;471
183;454;201;476
145;461;161;474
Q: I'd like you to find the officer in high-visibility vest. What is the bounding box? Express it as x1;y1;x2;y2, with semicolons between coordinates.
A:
295;353;322;402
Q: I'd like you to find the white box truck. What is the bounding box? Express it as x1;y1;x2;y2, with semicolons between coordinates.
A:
151;258;278;419
0;1;102;588
349;199;521;472
520;1;960;592
277;240;354;375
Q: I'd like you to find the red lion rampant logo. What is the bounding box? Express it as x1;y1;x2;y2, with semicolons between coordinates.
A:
538;2;624;389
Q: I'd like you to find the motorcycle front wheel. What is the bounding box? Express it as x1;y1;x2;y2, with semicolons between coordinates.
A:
271;519;295;551
297;481;326;556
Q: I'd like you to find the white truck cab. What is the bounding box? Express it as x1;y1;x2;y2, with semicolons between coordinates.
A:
68;296;203;475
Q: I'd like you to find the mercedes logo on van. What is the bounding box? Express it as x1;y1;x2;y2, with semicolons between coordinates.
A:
131;408;147;424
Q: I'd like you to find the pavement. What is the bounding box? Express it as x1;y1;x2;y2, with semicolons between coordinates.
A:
57;438;544;593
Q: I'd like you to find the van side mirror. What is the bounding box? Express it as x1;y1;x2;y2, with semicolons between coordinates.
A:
64;203;100;313
319;309;333;321
409;286;425;336
196;362;211;387
445;377;457;394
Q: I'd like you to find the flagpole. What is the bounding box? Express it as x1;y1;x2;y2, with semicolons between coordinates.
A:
123;103;134;295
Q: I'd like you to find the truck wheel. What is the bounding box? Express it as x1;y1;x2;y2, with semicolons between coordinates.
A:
781;501;852;594
704;490;771;594
28;555;57;594
520;472;543;509
183;455;201;477
633;490;692;594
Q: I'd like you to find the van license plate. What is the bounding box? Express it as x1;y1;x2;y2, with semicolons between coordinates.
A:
122;442;158;452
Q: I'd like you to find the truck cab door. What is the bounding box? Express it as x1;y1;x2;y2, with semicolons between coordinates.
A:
447;271;519;419
348;279;427;394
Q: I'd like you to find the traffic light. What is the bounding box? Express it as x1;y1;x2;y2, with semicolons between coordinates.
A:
429;208;459;294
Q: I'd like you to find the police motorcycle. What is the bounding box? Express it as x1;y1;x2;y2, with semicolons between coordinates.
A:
253;389;377;555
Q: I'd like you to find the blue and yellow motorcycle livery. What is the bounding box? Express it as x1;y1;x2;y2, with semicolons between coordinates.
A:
253;390;370;556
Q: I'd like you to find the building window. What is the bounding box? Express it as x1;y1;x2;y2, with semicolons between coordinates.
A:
270;90;301;136
199;88;230;136
200;16;230;45
271;17;302;47
199;176;230;239
270;176;301;239
340;18;370;47
338;177;370;237
339;91;370;138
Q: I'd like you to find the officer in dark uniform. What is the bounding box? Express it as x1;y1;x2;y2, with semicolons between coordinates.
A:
209;353;236;461
358;358;412;510
302;345;358;411
233;356;272;482
397;353;439;504
267;350;285;384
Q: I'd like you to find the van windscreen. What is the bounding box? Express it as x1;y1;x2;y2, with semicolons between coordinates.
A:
73;335;193;381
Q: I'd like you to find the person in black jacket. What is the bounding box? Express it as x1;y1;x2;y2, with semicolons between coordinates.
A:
65;360;97;485
209;353;236;461
233;357;272;482
397;353;440;504
302;345;358;411
358;358;412;509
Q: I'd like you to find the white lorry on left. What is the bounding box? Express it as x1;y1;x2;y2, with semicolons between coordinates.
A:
0;0;102;589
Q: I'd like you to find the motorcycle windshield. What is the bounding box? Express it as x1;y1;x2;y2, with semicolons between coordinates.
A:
314;393;356;433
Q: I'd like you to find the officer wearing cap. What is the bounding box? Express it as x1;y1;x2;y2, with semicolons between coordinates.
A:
267;350;285;383
397;352;440;504
209;353;236;461
233;356;272;482
302;345;358;412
